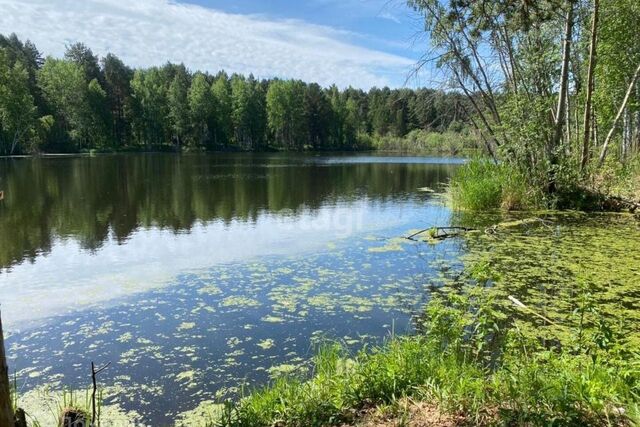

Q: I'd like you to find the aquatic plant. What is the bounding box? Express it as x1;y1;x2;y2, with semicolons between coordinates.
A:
206;277;639;426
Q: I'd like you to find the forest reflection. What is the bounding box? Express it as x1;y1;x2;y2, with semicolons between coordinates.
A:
0;154;459;271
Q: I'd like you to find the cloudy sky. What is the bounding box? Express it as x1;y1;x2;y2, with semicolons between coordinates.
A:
0;0;431;88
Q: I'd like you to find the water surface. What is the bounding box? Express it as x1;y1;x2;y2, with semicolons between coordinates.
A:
0;153;462;423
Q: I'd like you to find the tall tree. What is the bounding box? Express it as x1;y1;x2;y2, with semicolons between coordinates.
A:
0;49;37;155
130;68;169;146
38;57;91;150
581;0;600;171
304;83;332;149
266;79;307;149
211;72;232;147
167;70;190;149
188;73;215;148
102;53;133;147
65;42;102;83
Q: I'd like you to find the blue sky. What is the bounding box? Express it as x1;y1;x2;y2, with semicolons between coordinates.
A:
185;0;423;57
0;0;432;88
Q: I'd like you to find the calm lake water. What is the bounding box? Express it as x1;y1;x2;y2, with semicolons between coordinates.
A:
0;153;466;423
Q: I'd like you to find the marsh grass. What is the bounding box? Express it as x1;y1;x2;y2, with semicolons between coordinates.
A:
450;155;640;212
211;283;640;427
11;386;98;427
447;159;539;211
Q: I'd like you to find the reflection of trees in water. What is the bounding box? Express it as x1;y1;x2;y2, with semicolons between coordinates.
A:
0;155;457;271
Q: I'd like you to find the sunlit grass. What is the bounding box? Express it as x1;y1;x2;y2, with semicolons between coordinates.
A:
448;159;539;211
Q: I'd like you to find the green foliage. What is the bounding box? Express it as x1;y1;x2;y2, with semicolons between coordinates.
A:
129;67;169;146
167;68;190;147
0;33;470;155
38;57;92;150
0;48;37;155
211;73;233;147
266;79;307;149
188;73;215;148
408;0;640;206
231;75;266;150
448;159;538;210
371;129;478;155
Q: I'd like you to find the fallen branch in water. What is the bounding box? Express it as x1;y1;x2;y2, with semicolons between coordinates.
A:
406;226;476;241
603;196;640;213
508;295;558;326
485;217;553;235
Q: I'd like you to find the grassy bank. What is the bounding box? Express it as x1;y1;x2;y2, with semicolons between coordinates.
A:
447;157;640;211
209;280;639;426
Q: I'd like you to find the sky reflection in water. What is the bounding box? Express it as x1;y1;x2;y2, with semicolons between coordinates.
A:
0;154;461;422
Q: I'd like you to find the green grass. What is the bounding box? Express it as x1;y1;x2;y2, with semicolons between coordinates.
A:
449;155;640;212
209;284;640;426
447;159;540;211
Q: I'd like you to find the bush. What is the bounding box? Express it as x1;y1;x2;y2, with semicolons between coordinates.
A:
371;129;478;155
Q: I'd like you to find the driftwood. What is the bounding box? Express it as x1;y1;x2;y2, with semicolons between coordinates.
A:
484;217;553;235
508;295;558;326
602;196;640;213
406;226;476;241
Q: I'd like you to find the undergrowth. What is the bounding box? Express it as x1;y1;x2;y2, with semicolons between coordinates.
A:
369;129;478;156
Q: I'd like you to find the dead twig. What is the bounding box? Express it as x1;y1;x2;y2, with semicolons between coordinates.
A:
91;361;110;426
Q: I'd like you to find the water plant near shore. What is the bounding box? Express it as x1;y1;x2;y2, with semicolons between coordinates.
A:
447;159;539;211
206;271;640;427
15;275;640;426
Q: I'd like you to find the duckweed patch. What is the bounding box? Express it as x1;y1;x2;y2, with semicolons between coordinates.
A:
257;339;275;350
1;223;478;423
221;296;261;308
177;322;196;331
459;212;640;345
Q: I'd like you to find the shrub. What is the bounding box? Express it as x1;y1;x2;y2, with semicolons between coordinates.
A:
371;129;478;155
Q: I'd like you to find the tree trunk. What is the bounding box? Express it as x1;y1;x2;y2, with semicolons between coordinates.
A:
549;1;575;191
552;3;574;151
0;312;14;427
598;62;640;166
581;0;599;171
622;107;631;160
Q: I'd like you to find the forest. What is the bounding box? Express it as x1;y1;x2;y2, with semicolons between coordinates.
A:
0;34;470;155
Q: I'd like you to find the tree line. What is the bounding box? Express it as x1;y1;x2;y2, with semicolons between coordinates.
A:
409;0;640;194
0;34;468;155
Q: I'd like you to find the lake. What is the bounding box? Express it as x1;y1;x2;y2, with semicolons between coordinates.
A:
0;153;467;424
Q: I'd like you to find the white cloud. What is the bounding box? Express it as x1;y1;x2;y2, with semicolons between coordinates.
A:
0;0;415;88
